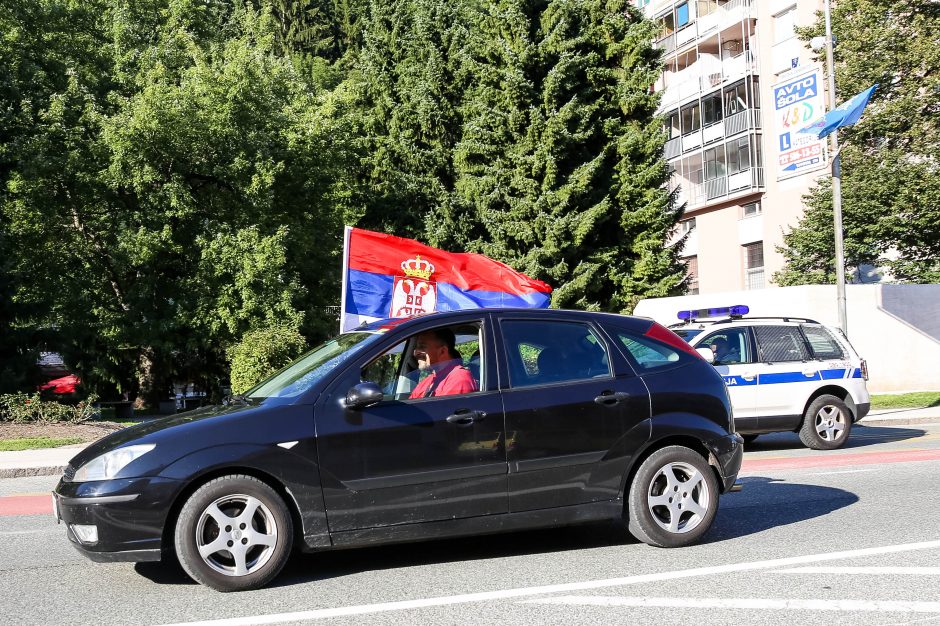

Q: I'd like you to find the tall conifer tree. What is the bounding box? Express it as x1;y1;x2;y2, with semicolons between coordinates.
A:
437;0;685;312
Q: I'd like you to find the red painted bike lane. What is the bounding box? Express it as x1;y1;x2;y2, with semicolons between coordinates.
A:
0;494;52;517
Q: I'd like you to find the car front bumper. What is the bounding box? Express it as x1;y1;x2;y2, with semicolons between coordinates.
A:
53;475;184;563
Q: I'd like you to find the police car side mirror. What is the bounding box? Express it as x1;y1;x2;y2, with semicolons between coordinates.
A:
345;382;384;410
696;348;715;364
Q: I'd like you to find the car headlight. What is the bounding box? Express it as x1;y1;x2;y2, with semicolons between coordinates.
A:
72;444;156;482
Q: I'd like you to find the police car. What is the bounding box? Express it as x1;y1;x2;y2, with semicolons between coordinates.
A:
671;305;870;450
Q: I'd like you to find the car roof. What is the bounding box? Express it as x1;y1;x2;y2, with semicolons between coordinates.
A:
354;308;654;333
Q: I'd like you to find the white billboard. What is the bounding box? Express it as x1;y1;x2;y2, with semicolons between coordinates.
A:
772;68;828;180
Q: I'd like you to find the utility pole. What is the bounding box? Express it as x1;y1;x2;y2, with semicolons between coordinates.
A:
823;0;848;334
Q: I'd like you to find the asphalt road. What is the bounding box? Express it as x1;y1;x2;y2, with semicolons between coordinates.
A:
2;421;940;626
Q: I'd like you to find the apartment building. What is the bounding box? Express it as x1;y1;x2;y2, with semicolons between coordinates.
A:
638;0;830;294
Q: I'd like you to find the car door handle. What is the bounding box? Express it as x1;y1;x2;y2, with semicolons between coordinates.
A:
741;372;756;381
594;391;630;406
802;370;818;377
446;409;486;426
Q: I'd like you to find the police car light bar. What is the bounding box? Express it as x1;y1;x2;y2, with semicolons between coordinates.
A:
677;305;750;321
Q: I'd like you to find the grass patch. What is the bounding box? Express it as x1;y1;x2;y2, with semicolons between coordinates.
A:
870;392;940;410
0;437;84;452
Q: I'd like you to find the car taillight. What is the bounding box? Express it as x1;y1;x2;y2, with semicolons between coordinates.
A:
645;322;703;359
860;359;869;381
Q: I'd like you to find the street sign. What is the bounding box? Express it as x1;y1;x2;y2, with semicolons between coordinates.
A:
773;69;828;180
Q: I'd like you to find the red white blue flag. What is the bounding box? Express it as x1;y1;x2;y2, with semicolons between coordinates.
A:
340;227;552;332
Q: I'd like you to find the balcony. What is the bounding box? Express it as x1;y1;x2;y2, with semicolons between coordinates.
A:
724;108;761;136
654;0;755;55
677;167;764;210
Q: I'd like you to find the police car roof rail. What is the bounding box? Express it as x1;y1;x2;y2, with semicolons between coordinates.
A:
709;315;820;325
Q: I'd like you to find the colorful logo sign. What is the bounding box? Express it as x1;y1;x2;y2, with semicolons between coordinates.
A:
773;69;828;179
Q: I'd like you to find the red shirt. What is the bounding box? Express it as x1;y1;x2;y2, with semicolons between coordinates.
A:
409;361;478;399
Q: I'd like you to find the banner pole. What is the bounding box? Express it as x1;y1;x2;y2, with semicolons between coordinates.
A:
824;0;848;334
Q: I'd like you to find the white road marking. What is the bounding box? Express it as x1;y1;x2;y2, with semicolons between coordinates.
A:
806;469;876;476
154;539;940;626
776;566;940;576
520;596;940;613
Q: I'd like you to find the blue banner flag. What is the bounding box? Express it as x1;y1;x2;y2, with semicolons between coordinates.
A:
797;84;877;139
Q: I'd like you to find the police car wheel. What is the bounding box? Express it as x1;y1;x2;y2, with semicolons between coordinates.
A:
626;446;719;548
799;395;852;450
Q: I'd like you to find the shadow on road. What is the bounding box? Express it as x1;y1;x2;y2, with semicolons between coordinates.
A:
745;424;926;452
706;475;858;543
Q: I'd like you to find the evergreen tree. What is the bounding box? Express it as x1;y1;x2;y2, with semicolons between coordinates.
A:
776;0;940;285
438;0;685;311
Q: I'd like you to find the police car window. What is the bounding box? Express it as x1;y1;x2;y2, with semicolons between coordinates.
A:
616;332;680;371
801;326;846;359
699;329;751;365
500;320;611;388
753;325;810;362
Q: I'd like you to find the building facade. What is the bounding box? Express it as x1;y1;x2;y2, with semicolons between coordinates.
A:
638;0;830;294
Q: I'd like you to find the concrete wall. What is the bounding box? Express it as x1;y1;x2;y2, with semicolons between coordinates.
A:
633;284;940;393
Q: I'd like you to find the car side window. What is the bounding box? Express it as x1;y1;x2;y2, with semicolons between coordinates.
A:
753;325;810;362
615;332;680;371
698;328;751;365
801;325;846;359
500;320;611;388
361;323;484;400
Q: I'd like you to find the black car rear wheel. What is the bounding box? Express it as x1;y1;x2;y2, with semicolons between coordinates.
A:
627;446;718;548
174;475;293;592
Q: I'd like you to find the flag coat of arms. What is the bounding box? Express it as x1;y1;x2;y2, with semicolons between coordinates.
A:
340;227;552;332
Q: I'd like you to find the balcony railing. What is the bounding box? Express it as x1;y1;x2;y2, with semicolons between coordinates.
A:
665;136;682;159
675;167;764;209
724;108;761;135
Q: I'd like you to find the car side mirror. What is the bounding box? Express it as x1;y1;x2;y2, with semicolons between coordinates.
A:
696;348;715;364
345;382;384;410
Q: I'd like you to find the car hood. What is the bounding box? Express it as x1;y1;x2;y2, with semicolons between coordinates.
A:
66;402;262;470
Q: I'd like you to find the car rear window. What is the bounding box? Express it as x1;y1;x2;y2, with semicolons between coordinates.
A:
801;325;846;359
753;325;810;362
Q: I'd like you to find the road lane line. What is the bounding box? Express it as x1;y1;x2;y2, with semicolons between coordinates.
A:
805;469;876;476
519;596;940;613
741;449;940;472
775;566;940;575
153;539;940;626
0;495;51;517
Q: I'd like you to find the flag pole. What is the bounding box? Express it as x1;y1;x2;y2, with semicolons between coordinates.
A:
824;0;848;334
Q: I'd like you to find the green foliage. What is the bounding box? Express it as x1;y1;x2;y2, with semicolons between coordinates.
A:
228;323;308;394
776;0;940;285
0;393;100;423
869;392;940;411
434;0;686;312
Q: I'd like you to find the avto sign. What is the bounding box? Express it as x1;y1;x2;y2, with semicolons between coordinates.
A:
773;68;827;180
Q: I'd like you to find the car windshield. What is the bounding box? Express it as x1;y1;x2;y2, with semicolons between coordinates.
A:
246;332;381;400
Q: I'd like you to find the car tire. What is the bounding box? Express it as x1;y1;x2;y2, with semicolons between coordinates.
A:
742;434;759;445
799;394;852;450
174;475;293;592
626;446;719;548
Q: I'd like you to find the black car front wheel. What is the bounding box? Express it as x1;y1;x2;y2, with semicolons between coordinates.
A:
174;475;293;592
626;446;719;548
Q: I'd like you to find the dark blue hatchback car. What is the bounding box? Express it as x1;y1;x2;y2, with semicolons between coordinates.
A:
53;309;743;591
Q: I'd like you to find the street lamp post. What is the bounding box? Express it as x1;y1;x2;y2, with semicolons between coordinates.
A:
823;0;848;334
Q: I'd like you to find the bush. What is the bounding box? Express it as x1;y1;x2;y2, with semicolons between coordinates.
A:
0;393;100;423
228;324;308;395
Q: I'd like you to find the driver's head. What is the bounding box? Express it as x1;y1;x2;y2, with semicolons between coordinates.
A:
414;328;458;370
711;337;728;354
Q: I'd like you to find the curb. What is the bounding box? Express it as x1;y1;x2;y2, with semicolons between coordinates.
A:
0;465;67;479
859;417;940;427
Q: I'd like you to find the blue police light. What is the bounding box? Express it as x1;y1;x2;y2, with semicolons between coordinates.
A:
677;304;749;321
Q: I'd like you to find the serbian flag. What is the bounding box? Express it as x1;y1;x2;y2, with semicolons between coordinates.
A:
340;227;552;332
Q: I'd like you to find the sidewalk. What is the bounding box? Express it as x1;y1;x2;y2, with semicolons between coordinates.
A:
1;408;938;479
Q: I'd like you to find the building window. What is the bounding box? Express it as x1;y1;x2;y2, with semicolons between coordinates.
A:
680;217;697;233
680;102;701;134
704;146;726;180
744;242;765;290
685;256;699;295
667;111;681;139
774;6;796;44
727;137;751;174
743;202;762;217
702;94;723;126
724;81;749;116
636;0;650;7
676;3;690;28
